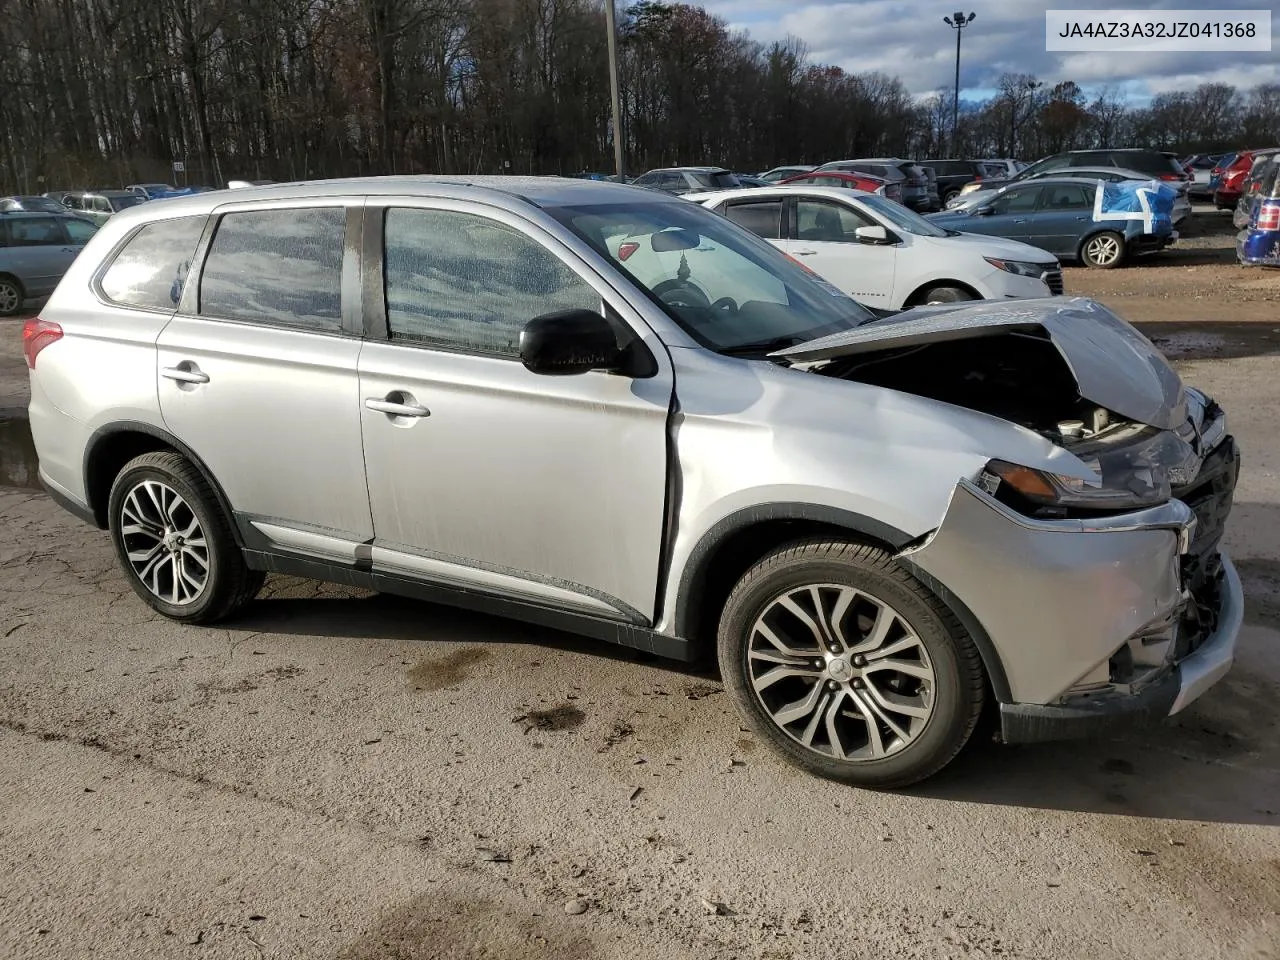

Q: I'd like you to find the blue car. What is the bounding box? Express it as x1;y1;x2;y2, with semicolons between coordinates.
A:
928;176;1176;268
1238;155;1280;266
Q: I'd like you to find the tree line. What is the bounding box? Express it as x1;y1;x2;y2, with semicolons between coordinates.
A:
2;0;1278;195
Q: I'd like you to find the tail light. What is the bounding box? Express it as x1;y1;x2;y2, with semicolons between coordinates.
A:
1158;173;1182;181
22;317;63;369
1258;201;1280;230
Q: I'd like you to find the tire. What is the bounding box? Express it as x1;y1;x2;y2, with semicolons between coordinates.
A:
108;451;264;623
942;190;960;205
717;539;985;788
0;276;24;317
919;285;974;305
1079;231;1125;269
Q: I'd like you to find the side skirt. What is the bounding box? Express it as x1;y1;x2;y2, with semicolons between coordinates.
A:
243;549;695;662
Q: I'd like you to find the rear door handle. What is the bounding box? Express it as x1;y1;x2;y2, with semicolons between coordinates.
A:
161;364;209;384
1011;218;1027;224
365;396;430;419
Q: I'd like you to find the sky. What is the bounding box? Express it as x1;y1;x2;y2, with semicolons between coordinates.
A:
690;0;1280;103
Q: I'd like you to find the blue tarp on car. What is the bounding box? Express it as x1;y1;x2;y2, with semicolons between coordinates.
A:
1094;181;1177;236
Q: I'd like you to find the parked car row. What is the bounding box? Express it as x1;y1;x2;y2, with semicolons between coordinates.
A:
0;210;99;315
1212;148;1280;209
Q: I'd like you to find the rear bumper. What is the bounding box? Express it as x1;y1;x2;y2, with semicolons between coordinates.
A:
1238;229;1280;266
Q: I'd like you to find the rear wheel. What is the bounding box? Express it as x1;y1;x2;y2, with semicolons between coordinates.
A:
717;539;985;788
0;276;23;317
1080;231;1125;268
108;451;264;623
919;285;974;305
942;190;960;205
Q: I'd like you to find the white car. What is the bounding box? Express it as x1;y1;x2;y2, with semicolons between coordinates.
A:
681;186;1061;308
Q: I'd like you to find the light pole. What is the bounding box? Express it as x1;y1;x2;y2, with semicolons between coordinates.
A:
942;11;975;156
604;0;625;180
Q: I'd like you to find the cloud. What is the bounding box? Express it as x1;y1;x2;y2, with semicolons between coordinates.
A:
688;0;1279;98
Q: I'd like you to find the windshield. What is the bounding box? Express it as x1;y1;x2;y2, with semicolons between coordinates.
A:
108;195;144;211
546;200;876;353
857;194;950;237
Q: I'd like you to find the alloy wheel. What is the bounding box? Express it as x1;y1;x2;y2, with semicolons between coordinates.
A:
747;584;936;761
1086;234;1121;266
119;480;209;605
0;281;20;314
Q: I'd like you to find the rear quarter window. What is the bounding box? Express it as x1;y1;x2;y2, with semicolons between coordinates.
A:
100;216;206;311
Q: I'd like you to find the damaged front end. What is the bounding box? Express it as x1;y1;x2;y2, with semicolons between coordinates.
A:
776;297;1244;741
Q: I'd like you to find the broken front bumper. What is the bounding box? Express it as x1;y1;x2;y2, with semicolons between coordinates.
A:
901;437;1242;744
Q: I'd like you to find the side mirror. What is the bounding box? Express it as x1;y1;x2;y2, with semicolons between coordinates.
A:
520;309;623;376
972;205;994;216
855;225;891;244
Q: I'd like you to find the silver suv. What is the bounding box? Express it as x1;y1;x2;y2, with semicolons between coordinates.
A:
25;177;1243;787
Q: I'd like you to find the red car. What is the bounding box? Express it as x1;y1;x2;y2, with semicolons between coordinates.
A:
1214;151;1264;209
778;170;900;203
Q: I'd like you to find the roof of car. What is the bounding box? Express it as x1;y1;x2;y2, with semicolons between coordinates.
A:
683;185;878;204
81;175;685;223
642;166;732;174
0;209;86;218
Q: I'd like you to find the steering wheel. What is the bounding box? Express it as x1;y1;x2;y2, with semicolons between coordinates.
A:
653;278;711;310
710;296;739;316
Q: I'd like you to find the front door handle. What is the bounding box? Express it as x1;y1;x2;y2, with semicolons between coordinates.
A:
1011;218;1028;224
161;364;209;384
791;248;818;256
365;395;430;419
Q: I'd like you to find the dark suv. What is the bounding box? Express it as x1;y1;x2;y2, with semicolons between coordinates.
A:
976;150;1189;193
921;160;986;204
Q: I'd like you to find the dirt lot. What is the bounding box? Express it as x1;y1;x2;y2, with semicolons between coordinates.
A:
1;214;1278;959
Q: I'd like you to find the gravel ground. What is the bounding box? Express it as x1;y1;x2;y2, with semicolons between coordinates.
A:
1064;206;1280;323
1;216;1279;959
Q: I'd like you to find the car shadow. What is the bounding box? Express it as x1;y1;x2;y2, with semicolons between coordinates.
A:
229;590;716;679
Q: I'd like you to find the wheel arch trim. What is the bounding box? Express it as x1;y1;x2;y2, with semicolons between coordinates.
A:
83;420;243;546
671;502;914;640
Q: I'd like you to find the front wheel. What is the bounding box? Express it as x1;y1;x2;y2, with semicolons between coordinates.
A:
1080;231;1125;268
919;285;974;305
717;539;985;788
108;451;264;623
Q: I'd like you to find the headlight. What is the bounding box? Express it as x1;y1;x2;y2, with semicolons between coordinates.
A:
980;458;1168;511
983;256;1055;278
979;423;1200;512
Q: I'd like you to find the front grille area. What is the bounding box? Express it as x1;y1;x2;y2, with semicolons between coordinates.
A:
1174;435;1240;568
1042;269;1064;295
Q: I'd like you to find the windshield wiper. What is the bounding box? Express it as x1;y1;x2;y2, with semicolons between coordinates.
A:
720;335;811;357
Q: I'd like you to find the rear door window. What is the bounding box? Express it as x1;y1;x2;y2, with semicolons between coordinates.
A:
8;216;64;246
100;216;205;310
198;207;345;331
723;200;783;239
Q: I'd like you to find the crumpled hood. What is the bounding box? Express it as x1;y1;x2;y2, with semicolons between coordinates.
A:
774;296;1187;430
